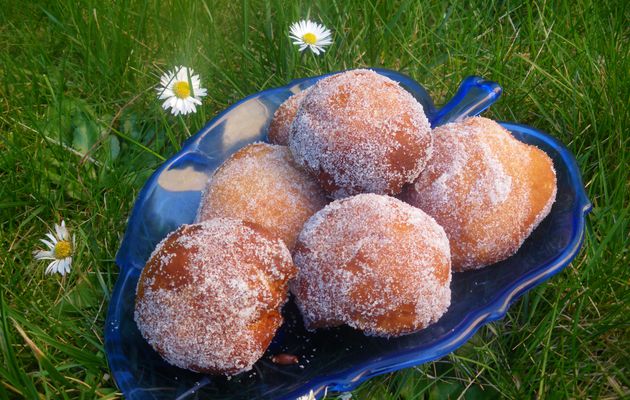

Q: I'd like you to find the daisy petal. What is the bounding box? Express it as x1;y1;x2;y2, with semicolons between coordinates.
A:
55;223;64;240
33;250;54;260
46;260;58;275
45;232;57;244
162;97;176;111
158;88;174;100
60;257;72;275
40;238;55;250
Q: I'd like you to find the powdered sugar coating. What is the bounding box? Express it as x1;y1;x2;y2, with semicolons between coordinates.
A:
289;69;432;199
268;88;311;145
134;218;296;375
400;117;557;271
196;143;328;250
291;194;451;337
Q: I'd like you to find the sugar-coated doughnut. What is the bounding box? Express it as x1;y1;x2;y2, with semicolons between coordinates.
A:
289;69;432;199
400;117;557;271
196;143;328;250
291;193;451;337
134;218;296;375
268;88;311;145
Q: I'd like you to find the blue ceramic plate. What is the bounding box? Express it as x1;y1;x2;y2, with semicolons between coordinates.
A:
105;69;591;400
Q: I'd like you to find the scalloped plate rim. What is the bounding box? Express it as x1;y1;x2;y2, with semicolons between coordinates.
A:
106;69;591;400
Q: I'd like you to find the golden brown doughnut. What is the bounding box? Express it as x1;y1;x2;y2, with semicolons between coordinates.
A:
196;143;328;250
400;117;557;271
268;88;311;145
134;218;296;375
289;69;432;199
291;193;451;337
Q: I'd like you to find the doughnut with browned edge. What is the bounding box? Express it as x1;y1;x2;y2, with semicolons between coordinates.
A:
289;69;432;199
134;218;296;375
268;88;311;145
400;117;557;271
291;194;451;337
196;143;328;250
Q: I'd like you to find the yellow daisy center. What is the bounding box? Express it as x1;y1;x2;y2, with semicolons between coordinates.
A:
54;240;72;259
173;81;191;99
302;32;317;45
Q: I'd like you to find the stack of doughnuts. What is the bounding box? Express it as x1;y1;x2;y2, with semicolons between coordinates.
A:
134;69;557;375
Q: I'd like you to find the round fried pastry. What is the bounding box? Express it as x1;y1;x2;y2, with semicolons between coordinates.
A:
289;69;432;199
291;193;451;337
268;88;311;145
400;117;557;271
134;218;296;375
196;143;328;250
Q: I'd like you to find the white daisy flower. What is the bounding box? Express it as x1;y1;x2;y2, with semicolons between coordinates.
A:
296;390;316;400
33;220;75;276
156;65;207;116
289;20;333;55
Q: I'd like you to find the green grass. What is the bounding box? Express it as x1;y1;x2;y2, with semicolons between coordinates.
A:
1;0;628;398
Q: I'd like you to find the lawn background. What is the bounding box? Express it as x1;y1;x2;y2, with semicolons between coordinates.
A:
0;0;628;399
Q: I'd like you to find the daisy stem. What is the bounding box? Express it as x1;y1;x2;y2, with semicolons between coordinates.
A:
178;116;192;138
